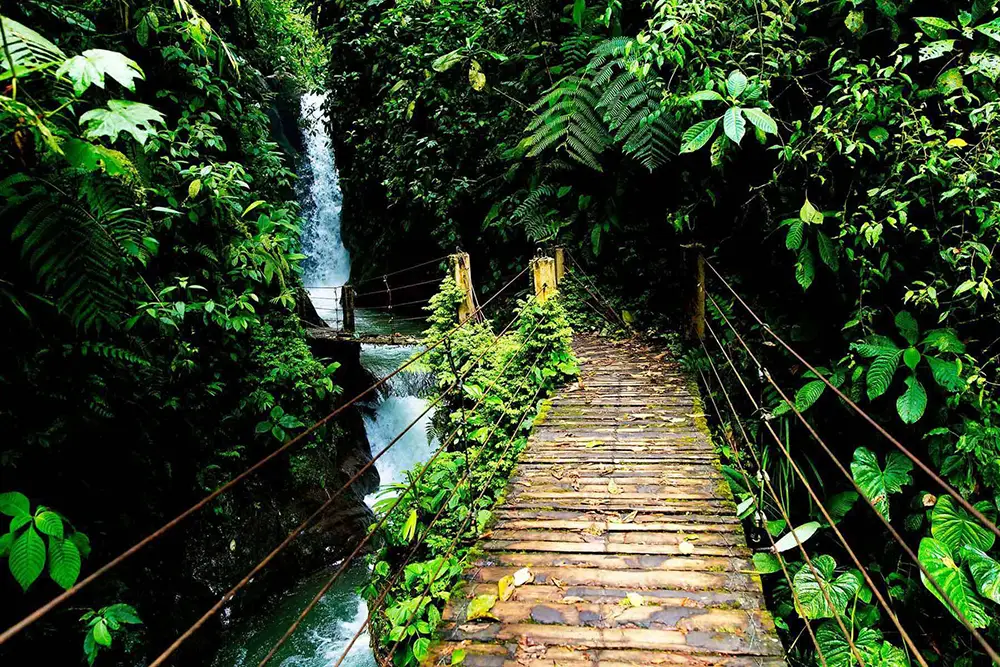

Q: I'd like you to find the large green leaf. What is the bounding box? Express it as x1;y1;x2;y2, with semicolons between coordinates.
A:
851;335;900;358
795;244;816;290
896;375;927;423
0;492;29;517
816;231;839;271
866;349;902;400
743;107;777;134
34;511;63;538
56;49;144;96
679;117;720;154
774;521;821;552
0;16;66;79
785;221;804;250
795;380;825;412
894;311;919;345
792;555;862;619
815;622;882;667
962;545;1000;604
726;70;748;97
827;491;859;524
799;196;824;224
723;107;746;144
931;495;995;554
925;355;963;391
918;537;989;628
689;90;725;102
975;16;1000;43
10;525;45;591
48;536;81;590
850;447;912;521
79;100;166;146
921;328;965;354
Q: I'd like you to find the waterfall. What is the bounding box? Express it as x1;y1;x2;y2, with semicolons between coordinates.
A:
299;92;352;326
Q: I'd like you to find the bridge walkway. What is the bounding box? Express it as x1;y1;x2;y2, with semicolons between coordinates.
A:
427;334;786;667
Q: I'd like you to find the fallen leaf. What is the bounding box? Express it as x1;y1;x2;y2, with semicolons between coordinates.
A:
678;540;695;554
614;510;638;524
498;575;516;601
513;567;534;586
467;594;498;621
584;440;601;448
669;417;686;424
550;577;566;590
607;480;622;494
622;592;644;607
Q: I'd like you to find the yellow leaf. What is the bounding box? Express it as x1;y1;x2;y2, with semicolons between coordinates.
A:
678;540;695;554
241;200;265;218
622;592;644;607
947;138;968;148
584;440;601;448
498;575;516;601
468;60;486;91
513;567;534;586
607;480;622;494
466;594;498;621
188;179;202;199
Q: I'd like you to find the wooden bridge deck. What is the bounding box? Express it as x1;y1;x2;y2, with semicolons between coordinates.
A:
428;335;786;667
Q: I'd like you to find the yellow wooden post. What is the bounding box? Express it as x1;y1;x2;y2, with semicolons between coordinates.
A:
553;247;566;284
450;252;476;323
532;256;558;303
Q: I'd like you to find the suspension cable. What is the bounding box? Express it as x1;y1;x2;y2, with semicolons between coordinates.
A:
0;265;531;646
705;302;1000;664
259;338;550;667
380;375;553;667
146;297;537;667
565;251;628;327
704;258;1000;544
697;330;867;666
695;366;829;667
563;272;623;330
701;330;925;666
352;255;452;286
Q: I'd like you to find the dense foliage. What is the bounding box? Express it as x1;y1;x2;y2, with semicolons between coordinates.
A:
320;0;1000;663
0;1;362;665
362;279;578;667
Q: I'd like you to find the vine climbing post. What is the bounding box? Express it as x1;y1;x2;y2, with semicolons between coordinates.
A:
340;285;355;333
450;252;476;323
532;255;557;302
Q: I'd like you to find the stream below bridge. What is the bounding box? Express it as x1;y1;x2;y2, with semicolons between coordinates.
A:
212;93;436;667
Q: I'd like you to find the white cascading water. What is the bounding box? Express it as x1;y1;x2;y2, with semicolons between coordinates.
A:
213;96;435;667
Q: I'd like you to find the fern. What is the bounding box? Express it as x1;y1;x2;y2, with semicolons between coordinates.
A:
523;76;609;172
511;185;558;241
3;173;149;330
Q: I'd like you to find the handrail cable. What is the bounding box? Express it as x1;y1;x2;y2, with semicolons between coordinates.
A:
351;255;452;286
704;305;1000;664
305;277;442;297
704;258;1000;544
0;265;531;646
146;296;538;667
695;366;829;667
563;272;621;329
700;329;925;666
698;327;867;666
381;376;554;667
565;251;628;327
259;338;551;667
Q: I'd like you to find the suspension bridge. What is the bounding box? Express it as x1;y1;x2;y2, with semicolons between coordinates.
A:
2;251;998;667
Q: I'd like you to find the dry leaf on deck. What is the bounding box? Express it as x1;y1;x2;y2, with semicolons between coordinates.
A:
513;567;534;586
467;594;499;621
622;592;645;607
607;479;622;494
498;575;516;601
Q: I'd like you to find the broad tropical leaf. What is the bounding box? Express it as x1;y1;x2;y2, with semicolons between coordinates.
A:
850;447;912;521
679;117;720;153
894;311;919;345
925;355;963;391
34;511;63;538
785;221;804;250
918;537;989;627
795;380;825;412
689;90;724;102
48;536;81;589
799;197;824;224
816;231;839;271
931;495;995;554
10;525;45;591
922;329;964;353
896;375;927;423
774;521;820;552
795;244;815;290
726;70;748;97
792;555;862;619
815;622;883;667
827;491;859;523
79;100;166;145
0;492;29;517
56;49;144;96
743;107;777;134
866;349;902;400
962;545;1000;604
722;107;746;144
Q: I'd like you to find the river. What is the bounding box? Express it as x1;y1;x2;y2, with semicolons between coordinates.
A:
212;92;435;667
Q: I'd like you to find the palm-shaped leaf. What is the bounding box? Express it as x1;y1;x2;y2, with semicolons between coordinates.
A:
850;447;912;521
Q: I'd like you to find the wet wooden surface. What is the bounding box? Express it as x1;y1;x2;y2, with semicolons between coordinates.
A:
426;335;786;667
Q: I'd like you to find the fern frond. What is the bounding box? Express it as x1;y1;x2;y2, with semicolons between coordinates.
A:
522;76;609;172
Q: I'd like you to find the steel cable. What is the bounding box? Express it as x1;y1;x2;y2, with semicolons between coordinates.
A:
0;265;531;646
704;297;1000;664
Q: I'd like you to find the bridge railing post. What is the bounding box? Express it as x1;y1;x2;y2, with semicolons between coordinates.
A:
341;285;356;333
553;247;566;285
531;256;558;303
450;252;477;324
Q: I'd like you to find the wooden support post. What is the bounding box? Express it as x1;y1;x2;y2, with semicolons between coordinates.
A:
450;252;476;323
553;247;566;284
684;250;705;341
532;256;558;303
341;285;356;333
